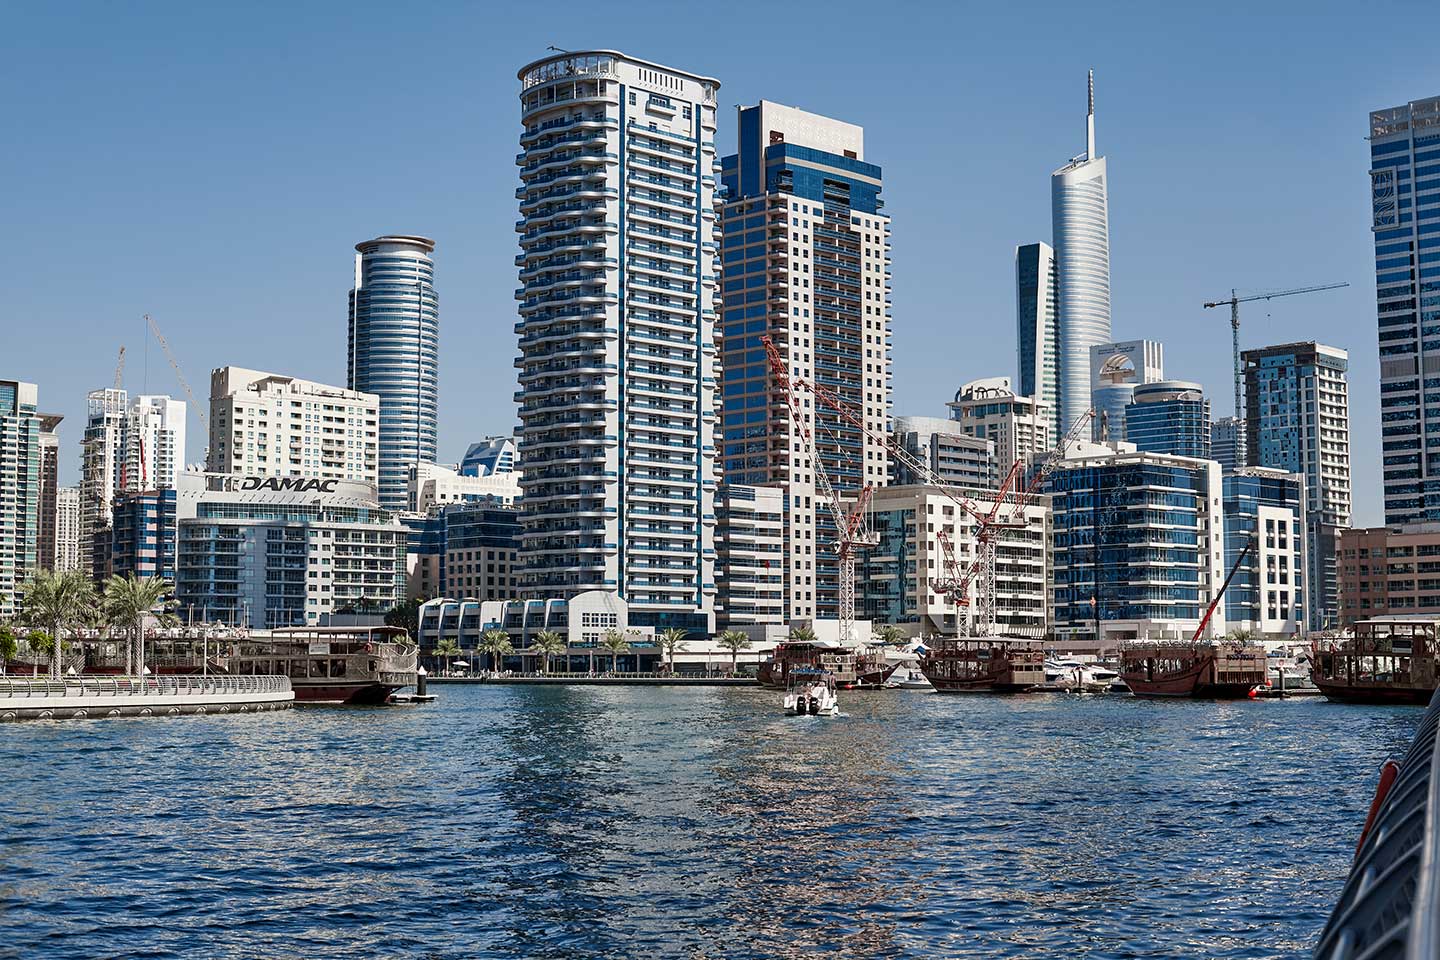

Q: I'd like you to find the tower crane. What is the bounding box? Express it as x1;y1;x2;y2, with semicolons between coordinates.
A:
114;345;126;392
145;313;207;433
1203;283;1348;419
762;335;1089;639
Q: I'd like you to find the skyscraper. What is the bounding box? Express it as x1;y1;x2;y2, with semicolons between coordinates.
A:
1244;341;1351;629
1370;95;1440;524
1052;70;1112;437
126;395;186;492
1125;381;1211;459
719;99;891;623
1016;241;1059;437
515;50;721;632
348;235;439;512
0;380;41;617
37;413;62;571
1212;416;1247;472
1090;339;1163;443
79;387;128;576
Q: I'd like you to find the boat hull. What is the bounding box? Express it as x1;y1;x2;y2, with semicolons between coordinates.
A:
929;678;1035;694
1120;644;1267;700
1313;680;1434;706
292;681;404;705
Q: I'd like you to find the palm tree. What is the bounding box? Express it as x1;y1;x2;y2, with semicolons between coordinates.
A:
873;624;904;645
717;629;752;675
22;569;97;679
658;627;688;674
103;574;173;678
531;629;566;675
1225;627;1257;646
478;629;512;674
788;624;817;644
26;630;55;677
600;628;630;675
0;625;17;675
435;636;463;671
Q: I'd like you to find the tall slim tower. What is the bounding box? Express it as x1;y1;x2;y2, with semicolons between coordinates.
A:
0;380;41;617
36;413;62;571
1016;241;1059;439
1370;95;1440;523
79;387;127;576
348;235;439;512
719;100;891;624
1052;70;1112;437
514;50;721;633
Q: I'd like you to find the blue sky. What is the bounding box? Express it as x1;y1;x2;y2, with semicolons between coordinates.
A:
3;0;1437;523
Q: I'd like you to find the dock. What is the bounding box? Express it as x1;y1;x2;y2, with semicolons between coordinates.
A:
428;675;758;687
0;675;294;721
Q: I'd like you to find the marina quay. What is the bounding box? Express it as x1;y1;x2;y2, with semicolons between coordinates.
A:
8;15;1440;960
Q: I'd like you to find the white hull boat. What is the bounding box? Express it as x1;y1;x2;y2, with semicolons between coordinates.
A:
784;674;840;716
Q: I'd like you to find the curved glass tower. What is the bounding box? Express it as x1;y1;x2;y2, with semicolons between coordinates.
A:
1052;71;1111;437
348;235;439;511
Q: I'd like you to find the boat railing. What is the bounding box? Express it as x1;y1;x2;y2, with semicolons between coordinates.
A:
1314;686;1440;957
0;675;293;699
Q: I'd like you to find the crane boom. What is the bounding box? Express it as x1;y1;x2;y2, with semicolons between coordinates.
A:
1202;281;1349;419
145;313;207;431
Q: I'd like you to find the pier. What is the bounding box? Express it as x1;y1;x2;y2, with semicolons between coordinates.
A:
0;675;294;721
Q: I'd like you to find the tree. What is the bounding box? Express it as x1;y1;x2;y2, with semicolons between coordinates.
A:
600;628;630;674
385;597;425;638
531;630;566;675
103;574;173;678
1225;628;1257;645
787;624;817;644
873;624;904;645
477;629;512;673
717;630;752;675
25;630;55;677
658;627;688;673
435;636;463;671
0;625;17;675
22;569;97;680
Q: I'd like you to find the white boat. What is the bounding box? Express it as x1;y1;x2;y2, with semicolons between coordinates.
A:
886;666;934;690
1044;658;1118;694
783;670;840;716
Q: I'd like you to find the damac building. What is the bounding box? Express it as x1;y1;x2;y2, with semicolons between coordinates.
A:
719;100;891;623
1370;95;1440;524
348;235;439;512
513;51;721;633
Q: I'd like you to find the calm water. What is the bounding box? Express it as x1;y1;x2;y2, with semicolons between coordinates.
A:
0;685;1423;959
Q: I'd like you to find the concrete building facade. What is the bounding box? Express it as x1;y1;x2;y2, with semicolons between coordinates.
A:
715;483;785;629
947;377;1052;473
892;416;994;489
0;380;41;617
1338;524;1440;624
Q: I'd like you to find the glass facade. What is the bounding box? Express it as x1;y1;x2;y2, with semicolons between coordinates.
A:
110;489;178;582
1052;151;1111;436
348;235;439;512
1371;96;1440;524
1049;459;1214;634
1015;242;1059;439
1125;381;1211;459
1222;470;1305;634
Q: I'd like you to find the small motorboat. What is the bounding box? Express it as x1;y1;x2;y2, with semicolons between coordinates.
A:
1043;658;1117;694
885;666;934;691
783;669;840;716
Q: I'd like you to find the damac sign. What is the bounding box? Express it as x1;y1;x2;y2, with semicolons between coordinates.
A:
240;477;339;493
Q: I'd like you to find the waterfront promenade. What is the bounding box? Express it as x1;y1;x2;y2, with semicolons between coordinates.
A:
428;671;757;687
0;675;293;721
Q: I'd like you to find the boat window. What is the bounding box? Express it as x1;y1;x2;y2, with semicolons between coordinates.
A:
331;659;346;678
290;660;307;678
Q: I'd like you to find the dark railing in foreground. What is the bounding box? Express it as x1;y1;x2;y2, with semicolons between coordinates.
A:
1314;686;1440;958
0;675;292;699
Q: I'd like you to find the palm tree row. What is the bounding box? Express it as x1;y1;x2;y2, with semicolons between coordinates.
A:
3;570;175;680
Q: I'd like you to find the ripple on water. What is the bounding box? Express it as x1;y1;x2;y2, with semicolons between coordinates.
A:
0;688;1419;959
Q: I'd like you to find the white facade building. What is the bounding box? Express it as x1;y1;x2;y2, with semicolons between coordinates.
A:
126;395;187;492
54;486;80;572
514;50;721;634
406;461;523;513
892;415;994;489
79;387;128;574
207;367;379;487
1052;71;1112;437
1090;339;1162;443
715;483;785;628
948;377;1052;473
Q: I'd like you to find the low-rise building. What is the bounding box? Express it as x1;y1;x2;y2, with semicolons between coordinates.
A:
175;474;404;629
1338;523;1440;624
715;484;785;629
1049;450;1225;648
406;461;522;513
857;484;1049;637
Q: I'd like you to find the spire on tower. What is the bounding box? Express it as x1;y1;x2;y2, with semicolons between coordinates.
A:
1086;69;1096;161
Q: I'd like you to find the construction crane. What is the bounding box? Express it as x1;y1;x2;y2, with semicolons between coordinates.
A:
930;408;1095;636
1203;283;1349;419
114;345;126;392
762;334;1085;639
145;313;207;433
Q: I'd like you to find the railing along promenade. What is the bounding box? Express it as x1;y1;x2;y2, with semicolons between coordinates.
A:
1315;686;1440;957
0;674;294;721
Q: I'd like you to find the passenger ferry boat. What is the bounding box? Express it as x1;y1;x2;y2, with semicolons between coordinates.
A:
758;640;896;690
1118;641;1268;698
919;637;1046;693
1312;617;1440;705
74;626;418;705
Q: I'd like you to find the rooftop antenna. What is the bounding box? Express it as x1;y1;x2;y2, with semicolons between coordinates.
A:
1086;69;1096;161
547;45;570;53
